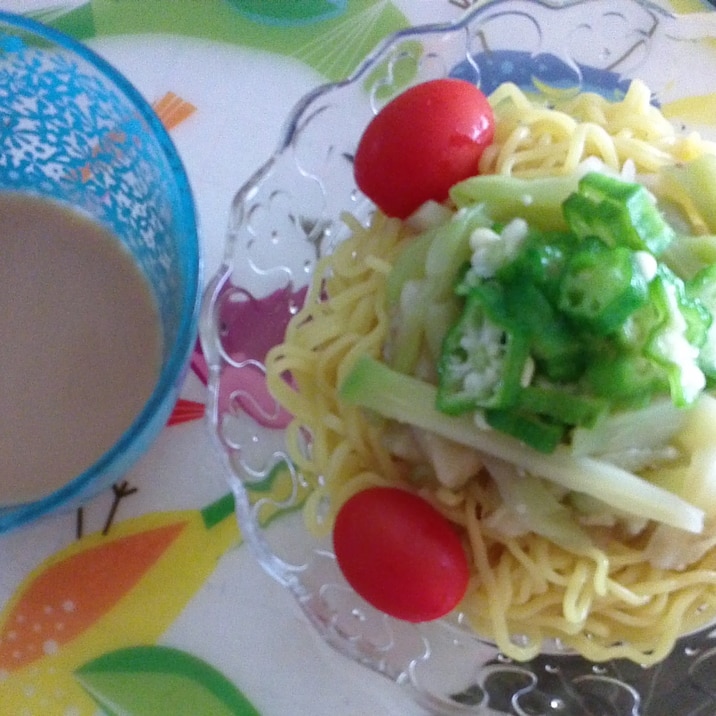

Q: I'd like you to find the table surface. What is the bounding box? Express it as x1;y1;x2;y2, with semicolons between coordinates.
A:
0;1;710;715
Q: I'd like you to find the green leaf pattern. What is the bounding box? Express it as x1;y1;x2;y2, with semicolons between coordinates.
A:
76;646;261;716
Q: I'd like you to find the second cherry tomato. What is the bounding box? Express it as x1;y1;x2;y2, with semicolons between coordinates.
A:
354;78;494;219
333;486;470;623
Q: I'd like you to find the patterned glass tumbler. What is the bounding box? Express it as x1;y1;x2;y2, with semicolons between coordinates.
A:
0;12;200;532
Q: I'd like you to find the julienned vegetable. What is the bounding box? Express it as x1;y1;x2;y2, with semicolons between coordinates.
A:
354;78;495;219
339;355;704;534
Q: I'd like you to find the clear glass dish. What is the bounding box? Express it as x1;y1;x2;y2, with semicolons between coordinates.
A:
201;1;716;712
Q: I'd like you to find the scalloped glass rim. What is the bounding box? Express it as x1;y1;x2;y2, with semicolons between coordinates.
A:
0;12;200;532
201;0;716;712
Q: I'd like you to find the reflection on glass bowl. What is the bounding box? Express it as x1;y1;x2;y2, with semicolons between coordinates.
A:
201;1;716;712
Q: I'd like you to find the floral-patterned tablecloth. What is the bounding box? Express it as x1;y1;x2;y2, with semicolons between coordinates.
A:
0;1;712;715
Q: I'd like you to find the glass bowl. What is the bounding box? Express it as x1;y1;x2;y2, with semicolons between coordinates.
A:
201;0;716;712
0;13;200;532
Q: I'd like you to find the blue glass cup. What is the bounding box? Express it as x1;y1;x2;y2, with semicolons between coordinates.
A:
0;13;200;531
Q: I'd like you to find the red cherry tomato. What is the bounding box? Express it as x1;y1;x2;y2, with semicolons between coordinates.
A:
354;78;494;219
333;486;470;622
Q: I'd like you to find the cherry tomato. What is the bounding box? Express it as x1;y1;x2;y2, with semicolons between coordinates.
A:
354;78;494;219
333;486;470;622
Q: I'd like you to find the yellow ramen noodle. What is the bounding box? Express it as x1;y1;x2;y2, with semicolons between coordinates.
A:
266;80;716;664
480;79;707;176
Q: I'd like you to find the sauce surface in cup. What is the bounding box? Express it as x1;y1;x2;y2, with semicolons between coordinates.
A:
0;193;162;504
